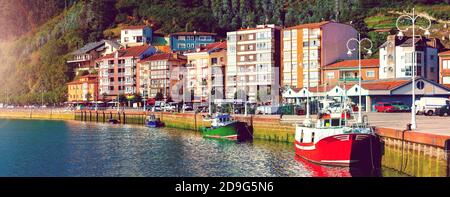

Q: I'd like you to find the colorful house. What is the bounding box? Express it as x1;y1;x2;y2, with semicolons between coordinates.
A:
322;59;380;85
169;31;217;52
121;25;153;47
67;75;99;103
137;53;187;100
184;41;227;104
96;45;156;100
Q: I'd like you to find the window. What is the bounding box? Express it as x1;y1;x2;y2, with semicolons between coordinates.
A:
249;45;254;50
240;56;245;61
430;67;435;73
124;37;129;42
366;70;375;78
240;45;245;51
283;31;291;38
178;43;186;48
326;72;335;79
178;36;186;40
303;41;309;47
443;60;450;69
430;55;435;60
124;30;128;34
248;34;254;40
249;55;254;60
227;35;236;42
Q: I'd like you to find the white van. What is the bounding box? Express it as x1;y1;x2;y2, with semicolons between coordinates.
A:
415;97;450;116
256;105;280;115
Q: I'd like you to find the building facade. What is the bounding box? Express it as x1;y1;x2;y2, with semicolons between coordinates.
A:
226;24;281;104
184;41;227;103
379;35;441;82
67;40;121;75
322;59;380;85
281;21;358;88
96;45;156;100
137;53;187;100
67;75;99;103
169;31;217;52
121;26;153;47
438;50;450;87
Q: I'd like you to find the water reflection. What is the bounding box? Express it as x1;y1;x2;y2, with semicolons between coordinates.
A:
0;119;406;177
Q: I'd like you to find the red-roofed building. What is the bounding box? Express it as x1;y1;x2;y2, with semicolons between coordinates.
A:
121;25;152;47
67;75;99;103
322;59;380;85
281;21;358;88
96;45;156;100
438;50;450;86
137;53;187;99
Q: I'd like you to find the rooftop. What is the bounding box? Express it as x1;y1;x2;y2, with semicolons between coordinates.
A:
97;45;151;60
284;21;331;30
323;59;380;70
170;31;217;36
122;25;148;30
139;53;186;62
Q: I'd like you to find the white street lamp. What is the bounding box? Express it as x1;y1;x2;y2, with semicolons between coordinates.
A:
395;8;432;130
346;33;373;124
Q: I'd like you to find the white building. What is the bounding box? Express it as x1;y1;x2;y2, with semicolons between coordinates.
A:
121;25;153;47
379;35;440;82
226;24;281;104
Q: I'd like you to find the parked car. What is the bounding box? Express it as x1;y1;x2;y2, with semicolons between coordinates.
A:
415;97;450;116
374;102;396;113
255;105;280;115
435;104;450;116
391;101;410;112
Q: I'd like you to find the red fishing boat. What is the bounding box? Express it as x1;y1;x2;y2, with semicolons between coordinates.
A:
294;111;380;167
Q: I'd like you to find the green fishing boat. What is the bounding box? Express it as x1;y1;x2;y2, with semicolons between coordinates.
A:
200;114;250;141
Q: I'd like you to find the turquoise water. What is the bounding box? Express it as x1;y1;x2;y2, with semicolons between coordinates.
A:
0;119;405;177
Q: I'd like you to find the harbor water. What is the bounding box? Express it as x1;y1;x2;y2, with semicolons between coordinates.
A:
0;119;407;177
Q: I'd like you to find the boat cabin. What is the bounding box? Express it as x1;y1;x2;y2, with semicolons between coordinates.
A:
316;112;351;128
211;114;234;128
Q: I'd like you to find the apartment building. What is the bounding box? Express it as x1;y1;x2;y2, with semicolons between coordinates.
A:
137;53;187;100
226;24;281;104
438;50;450;87
169;31;217;52
184;41;227;103
281;21;358;88
96;45;156;100
379;35;442;82
121;25;153;47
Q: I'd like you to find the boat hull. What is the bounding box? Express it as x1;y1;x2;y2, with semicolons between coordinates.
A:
294;133;380;166
145;121;164;128
200;122;251;141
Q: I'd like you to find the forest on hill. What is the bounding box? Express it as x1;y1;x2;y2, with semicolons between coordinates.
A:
0;0;449;104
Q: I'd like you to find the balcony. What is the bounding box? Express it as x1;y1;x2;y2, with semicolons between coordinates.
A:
339;77;360;82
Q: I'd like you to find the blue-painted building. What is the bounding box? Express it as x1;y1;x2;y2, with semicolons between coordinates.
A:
169;31;217;52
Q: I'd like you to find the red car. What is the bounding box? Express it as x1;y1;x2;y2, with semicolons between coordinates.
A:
374;102;396;112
